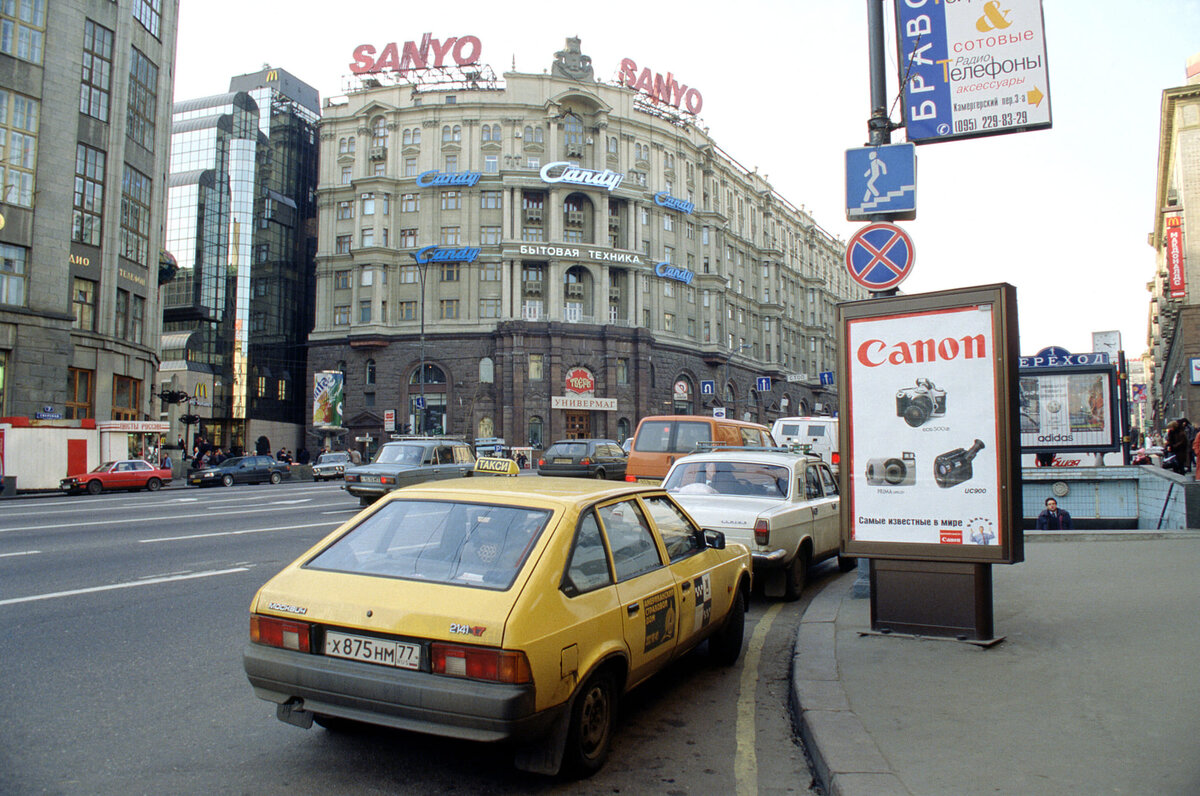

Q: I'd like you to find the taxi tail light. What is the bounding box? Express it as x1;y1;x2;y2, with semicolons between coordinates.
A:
430;643;532;684
754;519;770;546
250;614;312;653
831;451;840;466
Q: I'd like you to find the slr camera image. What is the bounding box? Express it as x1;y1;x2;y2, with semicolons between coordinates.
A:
896;378;947;427
934;439;985;488
865;452;916;486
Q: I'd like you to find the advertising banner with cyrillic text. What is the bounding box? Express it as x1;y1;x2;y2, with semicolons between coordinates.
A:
895;0;1052;144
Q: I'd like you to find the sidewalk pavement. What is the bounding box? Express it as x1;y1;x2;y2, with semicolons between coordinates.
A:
792;532;1200;796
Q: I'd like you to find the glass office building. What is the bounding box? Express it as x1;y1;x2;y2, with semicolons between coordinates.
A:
162;67;318;454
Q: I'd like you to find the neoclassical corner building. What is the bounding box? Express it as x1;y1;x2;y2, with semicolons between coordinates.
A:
309;37;864;454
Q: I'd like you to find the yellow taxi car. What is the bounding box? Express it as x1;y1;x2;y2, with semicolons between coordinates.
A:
242;477;751;776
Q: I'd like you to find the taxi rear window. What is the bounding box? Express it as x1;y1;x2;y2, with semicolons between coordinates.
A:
304;500;551;591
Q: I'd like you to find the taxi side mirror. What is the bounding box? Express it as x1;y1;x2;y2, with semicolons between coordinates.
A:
703;529;726;550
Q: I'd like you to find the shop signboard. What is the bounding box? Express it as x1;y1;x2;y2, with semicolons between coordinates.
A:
839;283;1022;564
313;371;344;428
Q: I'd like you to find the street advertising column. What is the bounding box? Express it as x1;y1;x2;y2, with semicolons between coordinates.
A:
839;284;1023;565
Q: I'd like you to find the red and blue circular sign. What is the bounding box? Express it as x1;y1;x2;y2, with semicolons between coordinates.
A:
845;222;915;291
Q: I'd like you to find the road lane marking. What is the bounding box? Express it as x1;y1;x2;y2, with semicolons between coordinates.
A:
0;505;348;533
735;602;783;796
0;549;41;558
0;567;249;607
139;520;341;543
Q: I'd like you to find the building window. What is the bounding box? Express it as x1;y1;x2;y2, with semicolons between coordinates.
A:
361;228;374;248
404;157;417;177
339;136;355;154
440;263;460;282
341;165;352;184
120;164;151;264
441;191;461;210
529;416;543;448
481;190;501;209
336;200;353;220
131;295;145;344
0;89;37;206
399;264;418;283
484;154;498;173
72;144;105;245
527;157;540;170
66;368;94;419
608;136;618;155
0;0;44;63
126;47;158;151
521;227;544;242
334;270;350;289
360;268;373;287
439;299;459;319
132;0;161;37
112;375;141;421
529;354;544;381
360;300;372;323
79;19;113;120
115;289;129;338
0;243;26;306
617;358;629;385
664;312;675;332
663;281;674;298
481;226;501;245
398;300;416;320
401;193;419;212
334;305;350;325
445;154;458;173
399;228;417;247
440;226;460;245
479;298;501;318
72;278;97;331
335;234;352;253
663;214;674;232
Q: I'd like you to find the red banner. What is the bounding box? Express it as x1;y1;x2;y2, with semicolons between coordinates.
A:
1167;219;1186;299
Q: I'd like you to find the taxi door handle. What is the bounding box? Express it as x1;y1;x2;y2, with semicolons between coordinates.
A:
627;602;640;616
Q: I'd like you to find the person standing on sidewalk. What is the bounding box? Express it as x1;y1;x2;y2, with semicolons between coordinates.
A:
1036;497;1072;530
1165;421;1188;475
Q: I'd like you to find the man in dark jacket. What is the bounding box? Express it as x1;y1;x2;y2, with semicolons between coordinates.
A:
1036;497;1072;530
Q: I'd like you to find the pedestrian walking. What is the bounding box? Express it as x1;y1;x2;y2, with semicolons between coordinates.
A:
1164;421;1188;475
1035;497;1073;530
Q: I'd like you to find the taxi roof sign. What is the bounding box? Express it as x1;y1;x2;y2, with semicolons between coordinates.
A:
474;457;519;476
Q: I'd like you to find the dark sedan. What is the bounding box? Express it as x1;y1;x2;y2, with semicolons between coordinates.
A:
537;439;627;480
343;438;475;506
188;455;291;487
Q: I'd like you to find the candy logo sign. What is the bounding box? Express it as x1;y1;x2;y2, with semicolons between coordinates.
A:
565;368;595;395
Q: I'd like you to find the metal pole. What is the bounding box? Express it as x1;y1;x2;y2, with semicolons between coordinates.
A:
867;0;891;147
418;258;426;435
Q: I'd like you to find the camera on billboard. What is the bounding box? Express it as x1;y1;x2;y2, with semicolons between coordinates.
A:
934;439;985;488
865;452;916;486
896;378;947;428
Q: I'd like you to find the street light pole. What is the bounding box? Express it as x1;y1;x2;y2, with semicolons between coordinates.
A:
412;253;427;435
723;342;753;419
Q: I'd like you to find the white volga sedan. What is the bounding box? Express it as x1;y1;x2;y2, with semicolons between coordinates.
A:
662;449;853;600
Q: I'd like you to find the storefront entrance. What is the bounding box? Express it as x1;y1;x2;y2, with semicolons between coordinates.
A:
564;410;590;439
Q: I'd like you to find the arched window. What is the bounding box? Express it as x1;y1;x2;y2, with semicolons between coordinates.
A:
529;416;544;449
481;125;491;142
523;125;533;141
409;363;447;385
534;126;544;143
371;117;387;148
490;123;500;140
617;417;630;443
403;128;412;146
443;125;452;142
607;136;618;154
562;113;582;149
479;357;494;384
411;127;421;145
347;136;355;154
452;125;462;142
365;359;376;386
339;137;348;154
478;417;494;439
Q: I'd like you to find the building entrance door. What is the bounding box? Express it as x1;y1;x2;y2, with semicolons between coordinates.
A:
564;410;590;439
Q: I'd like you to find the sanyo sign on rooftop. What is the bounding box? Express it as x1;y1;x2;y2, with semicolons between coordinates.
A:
895;0;1052;144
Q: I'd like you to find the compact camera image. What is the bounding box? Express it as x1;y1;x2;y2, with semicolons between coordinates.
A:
896;378;947;427
934;439;985;488
865;452;916;486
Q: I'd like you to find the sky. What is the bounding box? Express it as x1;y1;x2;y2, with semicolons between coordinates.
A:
174;0;1200;359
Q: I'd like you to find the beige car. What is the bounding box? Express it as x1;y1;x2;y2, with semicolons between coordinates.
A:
662;450;853;600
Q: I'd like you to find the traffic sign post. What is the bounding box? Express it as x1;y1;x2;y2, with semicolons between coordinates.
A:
819;371;835;386
846;143;916;220
700;380;715;396
756;376;772;393
845;222;915;293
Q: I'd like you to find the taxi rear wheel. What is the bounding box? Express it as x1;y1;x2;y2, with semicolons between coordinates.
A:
709;587;745;665
564;669;616;777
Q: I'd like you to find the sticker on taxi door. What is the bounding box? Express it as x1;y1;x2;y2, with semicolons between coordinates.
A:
692;574;712;630
643;589;676;652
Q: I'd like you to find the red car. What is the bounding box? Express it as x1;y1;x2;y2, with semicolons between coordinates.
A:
60;459;173;495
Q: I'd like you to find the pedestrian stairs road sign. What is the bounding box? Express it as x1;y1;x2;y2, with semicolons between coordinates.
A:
846;143;916;221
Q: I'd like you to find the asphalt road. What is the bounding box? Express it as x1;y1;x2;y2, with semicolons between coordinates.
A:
0;480;831;795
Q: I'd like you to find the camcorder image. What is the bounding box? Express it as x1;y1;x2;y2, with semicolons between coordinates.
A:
934;439;985;488
896;378;947;427
865;452;916;486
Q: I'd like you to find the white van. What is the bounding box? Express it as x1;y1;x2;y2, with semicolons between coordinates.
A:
771;416;840;473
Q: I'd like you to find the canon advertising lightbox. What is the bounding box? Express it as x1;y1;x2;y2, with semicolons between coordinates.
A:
839;284;1023;565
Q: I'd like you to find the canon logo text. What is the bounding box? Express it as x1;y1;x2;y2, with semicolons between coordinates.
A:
857;334;987;367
